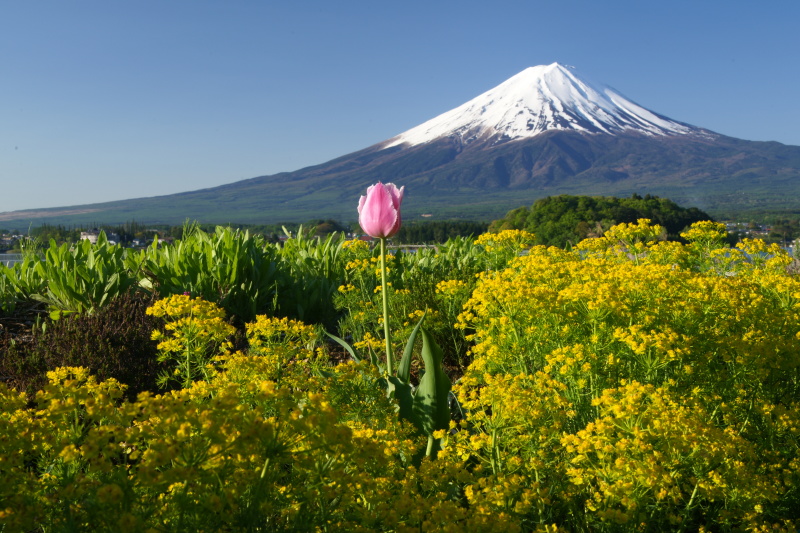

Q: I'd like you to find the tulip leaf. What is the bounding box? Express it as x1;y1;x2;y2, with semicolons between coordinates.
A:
386;375;415;425
367;346;384;373
412;329;452;440
397;309;426;385
325;331;361;363
314;368;336;379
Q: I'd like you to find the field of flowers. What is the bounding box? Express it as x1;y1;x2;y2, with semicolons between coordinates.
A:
1;214;800;531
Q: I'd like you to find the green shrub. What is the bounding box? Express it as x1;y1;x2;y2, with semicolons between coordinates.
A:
138;225;281;324
32;233;140;318
274;228;351;328
334;235;525;373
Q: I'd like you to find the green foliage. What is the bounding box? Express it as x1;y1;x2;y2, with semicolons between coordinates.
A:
136;224;353;328
329;236;454;460
275;228;351;327
305;218;349;237
27;223;81;245
31;233;140;318
394;220;489;244
413;329;452;455
139;225;281;324
0;238;50;312
765;217;800;244
0;272;17;313
334;236;494;373
490;193;713;247
382;318;453;459
394;237;496;367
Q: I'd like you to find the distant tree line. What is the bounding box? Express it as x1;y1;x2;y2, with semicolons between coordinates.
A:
4;219;355;248
13;199;800;251
489;194;713;248
394;221;489;244
27;224;83;245
767;219;800;245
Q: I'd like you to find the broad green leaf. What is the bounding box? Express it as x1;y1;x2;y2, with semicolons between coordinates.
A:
412;329;452;438
386;375;415;425
397;309;426;385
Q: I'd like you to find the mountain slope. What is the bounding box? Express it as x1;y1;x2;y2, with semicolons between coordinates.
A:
2;64;800;226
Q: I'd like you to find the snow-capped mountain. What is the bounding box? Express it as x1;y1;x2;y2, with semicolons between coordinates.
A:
386;63;703;148
3;64;800;227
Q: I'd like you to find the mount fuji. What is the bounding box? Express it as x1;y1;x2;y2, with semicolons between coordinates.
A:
385;63;703;147
3;63;800;225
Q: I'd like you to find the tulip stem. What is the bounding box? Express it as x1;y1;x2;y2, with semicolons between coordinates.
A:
380;237;393;375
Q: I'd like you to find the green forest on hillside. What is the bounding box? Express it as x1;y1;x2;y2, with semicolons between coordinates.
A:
489;194;715;247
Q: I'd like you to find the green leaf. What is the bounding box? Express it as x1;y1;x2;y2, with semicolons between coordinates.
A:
325;331;361;363
367;346;384;373
387;375;415;425
412;329;452;438
314;368;336;379
397;309;426;385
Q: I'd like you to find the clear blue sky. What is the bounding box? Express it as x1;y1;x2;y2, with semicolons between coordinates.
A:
2;0;799;213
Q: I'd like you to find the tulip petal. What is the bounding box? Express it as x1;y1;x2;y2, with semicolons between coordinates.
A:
358;182;402;238
384;183;405;210
358;192;368;215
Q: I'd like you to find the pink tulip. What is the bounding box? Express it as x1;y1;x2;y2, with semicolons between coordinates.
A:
357;182;404;239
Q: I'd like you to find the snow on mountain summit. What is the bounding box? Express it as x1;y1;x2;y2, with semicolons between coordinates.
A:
385;63;698;148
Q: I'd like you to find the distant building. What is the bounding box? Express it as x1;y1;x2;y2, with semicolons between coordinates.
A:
80;229;100;244
79;230;120;245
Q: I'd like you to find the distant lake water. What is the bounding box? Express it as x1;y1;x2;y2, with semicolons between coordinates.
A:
0;254;23;267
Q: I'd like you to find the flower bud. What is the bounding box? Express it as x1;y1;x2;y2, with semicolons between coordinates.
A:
357;182;404;239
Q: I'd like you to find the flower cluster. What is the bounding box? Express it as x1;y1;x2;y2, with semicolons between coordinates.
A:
450;219;800;529
0;348;525;531
146;293;235;388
